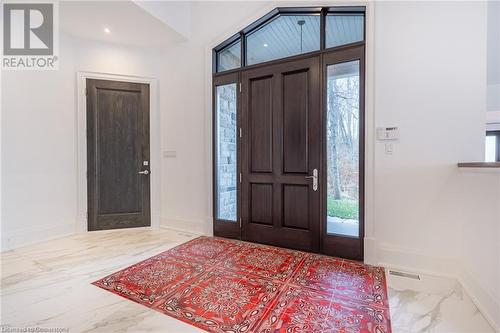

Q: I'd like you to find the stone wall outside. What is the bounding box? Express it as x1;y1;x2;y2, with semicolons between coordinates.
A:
217;84;237;221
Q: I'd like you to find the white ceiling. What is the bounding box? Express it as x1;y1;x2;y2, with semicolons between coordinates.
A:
60;1;186;49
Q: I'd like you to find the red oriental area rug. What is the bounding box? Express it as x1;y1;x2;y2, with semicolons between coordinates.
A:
92;236;391;332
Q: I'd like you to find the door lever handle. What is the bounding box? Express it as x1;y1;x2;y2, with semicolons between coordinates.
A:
305;168;318;191
138;170;150;175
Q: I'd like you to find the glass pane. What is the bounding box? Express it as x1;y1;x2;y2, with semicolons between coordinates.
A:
326;14;364;48
326;60;360;237
246;15;320;66
216;83;237;221
485;136;496;162
217;40;241;72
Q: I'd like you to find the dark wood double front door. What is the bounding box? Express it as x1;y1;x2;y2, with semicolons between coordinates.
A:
240;57;321;252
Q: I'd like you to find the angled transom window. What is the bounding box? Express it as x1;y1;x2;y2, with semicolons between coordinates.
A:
246;14;320;66
213;7;365;73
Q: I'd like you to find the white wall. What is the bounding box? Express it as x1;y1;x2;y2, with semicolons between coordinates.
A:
1;34;77;250
373;1;486;263
458;170;500;329
373;2;499;328
487;1;500;114
159;41;210;233
487;1;500;130
1;33;166;250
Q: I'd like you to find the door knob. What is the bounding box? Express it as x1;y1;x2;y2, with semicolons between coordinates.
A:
305;168;318;191
138;170;150;175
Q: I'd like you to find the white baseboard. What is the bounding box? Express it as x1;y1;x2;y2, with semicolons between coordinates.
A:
160;217;209;236
376;242;459;278
374;240;499;332
159;225;204;237
364;237;378;266
458;266;500;332
1;223;76;252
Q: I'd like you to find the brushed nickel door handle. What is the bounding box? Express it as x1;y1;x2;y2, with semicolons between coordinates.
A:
138;170;150;175
305;168;318;191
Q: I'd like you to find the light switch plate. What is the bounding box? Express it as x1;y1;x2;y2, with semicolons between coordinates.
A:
163;151;177;158
385;143;393;155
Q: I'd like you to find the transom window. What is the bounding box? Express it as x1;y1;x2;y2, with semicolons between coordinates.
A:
246;14;320;66
326;13;364;48
213;7;365;73
217;40;241;72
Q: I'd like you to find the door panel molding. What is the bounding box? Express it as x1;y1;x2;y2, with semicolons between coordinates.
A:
76;72;160;233
282;69;309;175
249;76;274;174
250;183;273;225
282;184;310;230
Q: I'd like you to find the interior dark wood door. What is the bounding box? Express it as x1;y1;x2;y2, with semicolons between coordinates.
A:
86;79;150;231
241;56;321;252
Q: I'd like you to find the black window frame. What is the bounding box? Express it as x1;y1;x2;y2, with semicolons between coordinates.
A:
213;6;366;73
486;130;500;162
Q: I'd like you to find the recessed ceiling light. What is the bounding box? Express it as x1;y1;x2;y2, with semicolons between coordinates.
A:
263;43;268;47
104;28;111;34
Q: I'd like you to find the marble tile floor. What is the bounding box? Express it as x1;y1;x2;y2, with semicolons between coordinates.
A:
0;228;495;333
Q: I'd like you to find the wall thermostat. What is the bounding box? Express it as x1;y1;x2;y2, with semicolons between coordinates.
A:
377;127;400;140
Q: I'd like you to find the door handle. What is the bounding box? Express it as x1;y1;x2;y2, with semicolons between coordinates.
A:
305;168;318;191
138;170;150;175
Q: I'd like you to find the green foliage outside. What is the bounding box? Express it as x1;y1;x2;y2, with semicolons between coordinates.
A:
327;198;359;220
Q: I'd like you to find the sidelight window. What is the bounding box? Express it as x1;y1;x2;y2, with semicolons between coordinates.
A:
326;60;361;237
215;83;238;221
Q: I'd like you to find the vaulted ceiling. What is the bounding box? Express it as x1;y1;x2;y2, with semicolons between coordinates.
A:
59;1;189;49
